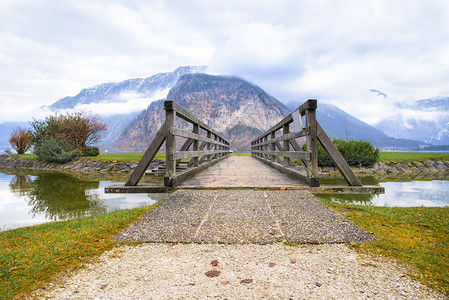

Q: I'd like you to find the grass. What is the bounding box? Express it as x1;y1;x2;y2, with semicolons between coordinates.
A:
0;205;153;299
317;198;449;296
379;152;449;162
8;151;449;164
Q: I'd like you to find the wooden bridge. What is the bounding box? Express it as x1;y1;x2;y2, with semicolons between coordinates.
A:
106;100;384;194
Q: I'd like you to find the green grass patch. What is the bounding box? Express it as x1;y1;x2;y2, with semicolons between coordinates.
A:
230;152;251;156
380;152;449;162
0;205;153;299
318;198;449;295
11;154;37;160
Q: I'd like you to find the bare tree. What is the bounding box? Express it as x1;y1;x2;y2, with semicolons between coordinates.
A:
9;128;33;154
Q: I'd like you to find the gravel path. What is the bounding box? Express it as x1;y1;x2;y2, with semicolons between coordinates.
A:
31;190;445;299
34;243;444;299
116;190;375;244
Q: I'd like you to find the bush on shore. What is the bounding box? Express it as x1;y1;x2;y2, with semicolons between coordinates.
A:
30;111;106;163
303;139;380;168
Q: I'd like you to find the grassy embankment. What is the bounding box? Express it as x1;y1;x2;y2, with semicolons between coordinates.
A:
0;205;153;299
12;151;449;163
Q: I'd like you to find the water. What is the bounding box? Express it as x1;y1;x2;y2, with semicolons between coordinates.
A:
318;173;449;207
1;169;448;231
0;169;167;231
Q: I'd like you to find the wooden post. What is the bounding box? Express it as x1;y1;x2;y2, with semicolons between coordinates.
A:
283;124;290;167
192;123;199;167
270;132;276;162
317;122;362;186
206;130;211;161
125;121;166;186
304;99;319;187
164;102;176;186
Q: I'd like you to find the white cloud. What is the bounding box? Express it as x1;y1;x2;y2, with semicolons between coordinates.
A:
1;0;449;125
70;89;169;116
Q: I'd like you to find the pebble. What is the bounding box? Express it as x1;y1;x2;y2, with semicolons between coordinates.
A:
32;243;445;299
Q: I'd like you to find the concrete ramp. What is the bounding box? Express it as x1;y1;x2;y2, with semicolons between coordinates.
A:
116;190;375;244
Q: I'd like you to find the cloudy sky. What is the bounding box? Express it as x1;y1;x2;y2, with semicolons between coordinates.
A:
1;0;449;124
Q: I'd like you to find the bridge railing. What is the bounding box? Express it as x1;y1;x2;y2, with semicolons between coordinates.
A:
125;101;231;187
251;99;362;187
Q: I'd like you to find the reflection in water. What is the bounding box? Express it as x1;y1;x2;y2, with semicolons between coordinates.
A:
316;193;376;205
26;172;107;220
0;169;165;231
9;174;34;196
316;179;449;207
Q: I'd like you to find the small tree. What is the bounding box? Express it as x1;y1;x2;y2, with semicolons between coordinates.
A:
9;128;33;154
30;110;106;163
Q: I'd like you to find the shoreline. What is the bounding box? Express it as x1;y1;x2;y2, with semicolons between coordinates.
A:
2;154;449;175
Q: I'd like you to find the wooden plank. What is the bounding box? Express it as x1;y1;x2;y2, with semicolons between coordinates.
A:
251;114;293;143
171;127;229;147
255;130;308;147
252;150;311;160
176;138;193;166
192;124;199;167
305;104;319;187
317;122;362;186
283;123;291;167
165;101;227;141
173;150;230;160
299;99;317;115
270;132;276;162
125;121;166;186
252;155;309;184
165;107;176;178
164;155;228;187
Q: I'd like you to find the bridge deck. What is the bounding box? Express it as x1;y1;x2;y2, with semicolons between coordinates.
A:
106;156;384;193
115;189;375;244
178;155;303;188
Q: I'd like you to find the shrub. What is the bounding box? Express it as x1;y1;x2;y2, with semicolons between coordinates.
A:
34;139;80;164
82;146;100;157
9;128;33;154
303;139;380;168
30;110;106;163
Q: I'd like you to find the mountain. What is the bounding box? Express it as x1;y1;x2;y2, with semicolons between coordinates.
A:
0;66;436;152
113;73;290;152
48;66;207;110
286;101;427;150
47;66;207;147
374;97;449;145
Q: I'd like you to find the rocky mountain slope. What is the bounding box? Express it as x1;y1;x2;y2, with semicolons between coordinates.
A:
113;73;290;152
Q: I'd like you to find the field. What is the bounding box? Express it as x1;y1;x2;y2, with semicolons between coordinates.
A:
379;152;449;162
12;151;449;164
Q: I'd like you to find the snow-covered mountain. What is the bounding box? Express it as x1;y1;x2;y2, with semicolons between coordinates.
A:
0;66;440;152
286;101;426;150
48;66;207;110
374;97;449;145
47;66;207;146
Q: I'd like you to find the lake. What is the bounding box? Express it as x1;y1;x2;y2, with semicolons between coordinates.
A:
318;173;449;207
0;169;167;231
0;169;448;231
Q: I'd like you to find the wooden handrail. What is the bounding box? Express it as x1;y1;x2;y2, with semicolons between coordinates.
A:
126;101;231;187
251;99;362;187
